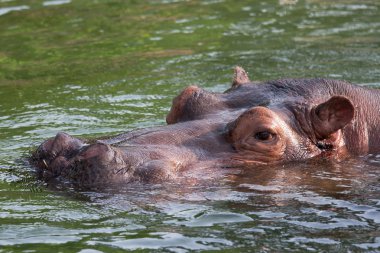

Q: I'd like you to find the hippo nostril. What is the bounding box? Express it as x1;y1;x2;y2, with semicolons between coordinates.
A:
50;132;84;158
31;132;86;179
34;137;55;160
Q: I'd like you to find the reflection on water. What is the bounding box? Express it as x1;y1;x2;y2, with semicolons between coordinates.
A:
1;157;380;252
42;0;71;7
0;5;29;16
4;157;378;251
0;0;380;251
88;232;233;251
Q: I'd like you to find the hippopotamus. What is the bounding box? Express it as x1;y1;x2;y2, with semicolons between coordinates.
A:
30;67;380;188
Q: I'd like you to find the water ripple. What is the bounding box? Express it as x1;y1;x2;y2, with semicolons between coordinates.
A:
43;0;71;6
0;5;29;16
87;232;233;251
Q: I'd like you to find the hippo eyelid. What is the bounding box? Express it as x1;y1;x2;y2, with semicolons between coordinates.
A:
254;131;276;140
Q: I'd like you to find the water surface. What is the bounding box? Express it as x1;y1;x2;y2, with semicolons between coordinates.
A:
0;0;379;252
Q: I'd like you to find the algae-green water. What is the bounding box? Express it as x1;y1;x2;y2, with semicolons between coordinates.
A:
1;0;379;252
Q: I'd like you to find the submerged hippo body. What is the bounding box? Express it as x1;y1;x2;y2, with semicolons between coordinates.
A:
31;67;380;187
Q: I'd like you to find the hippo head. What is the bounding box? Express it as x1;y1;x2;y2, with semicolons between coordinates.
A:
31;67;356;188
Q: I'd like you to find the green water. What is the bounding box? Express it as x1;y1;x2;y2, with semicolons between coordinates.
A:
1;0;380;252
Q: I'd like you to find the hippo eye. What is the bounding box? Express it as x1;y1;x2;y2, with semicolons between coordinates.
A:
254;131;275;141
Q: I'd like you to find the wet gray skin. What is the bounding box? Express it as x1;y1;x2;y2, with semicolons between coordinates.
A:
30;67;380;188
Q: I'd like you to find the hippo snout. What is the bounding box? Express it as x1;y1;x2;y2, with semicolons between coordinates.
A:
31;132;83;180
35;132;83;160
31;132;184;187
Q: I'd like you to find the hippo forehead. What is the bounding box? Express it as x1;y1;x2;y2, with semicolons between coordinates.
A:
167;81;300;125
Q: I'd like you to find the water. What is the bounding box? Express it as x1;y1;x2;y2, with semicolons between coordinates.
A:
1;0;380;252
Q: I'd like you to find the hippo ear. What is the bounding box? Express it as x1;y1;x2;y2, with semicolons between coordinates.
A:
311;96;354;139
232;66;251;87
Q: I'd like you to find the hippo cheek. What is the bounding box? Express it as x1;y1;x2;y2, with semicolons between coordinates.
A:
134;160;181;183
230;138;287;165
68;143;133;185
